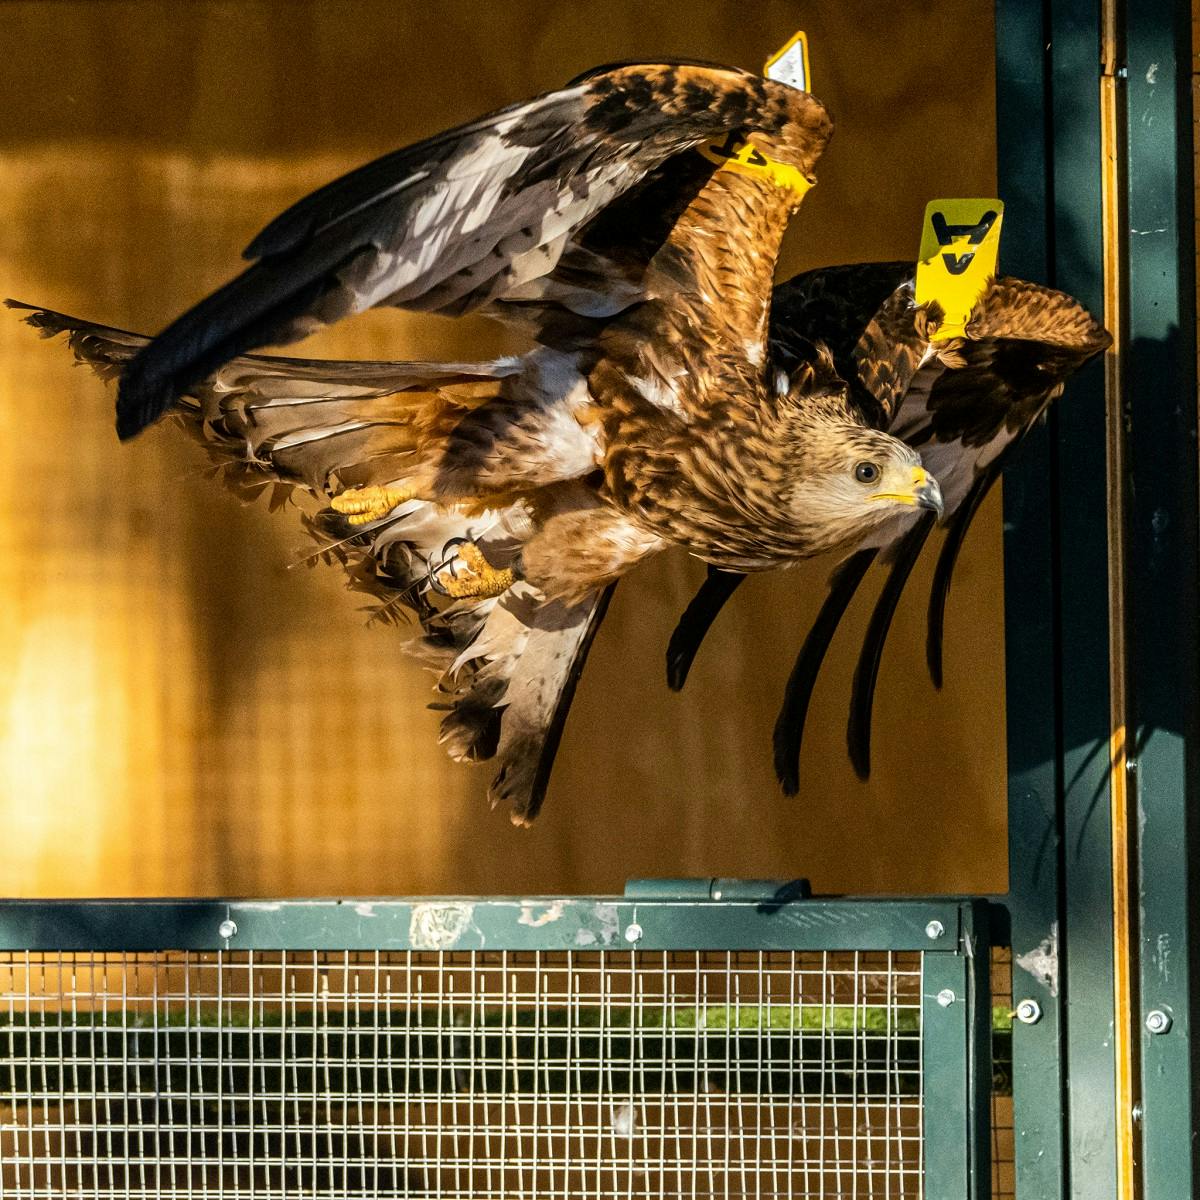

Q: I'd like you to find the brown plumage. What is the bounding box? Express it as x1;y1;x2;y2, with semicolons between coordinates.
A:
11;60;948;822
666;262;1111;793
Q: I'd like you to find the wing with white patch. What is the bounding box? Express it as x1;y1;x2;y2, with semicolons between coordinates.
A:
114;63;830;439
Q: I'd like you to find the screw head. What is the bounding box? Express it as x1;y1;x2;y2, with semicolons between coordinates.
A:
936;988;956;1008
1015;999;1042;1025
217;919;238;940
1146;1009;1172;1035
624;923;643;944
925;920;945;940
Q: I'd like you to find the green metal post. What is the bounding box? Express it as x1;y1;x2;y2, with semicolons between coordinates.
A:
1048;7;1119;1198
997;1;1118;1197
922;951;974;1199
1122;1;1199;1194
995;2;1068;1196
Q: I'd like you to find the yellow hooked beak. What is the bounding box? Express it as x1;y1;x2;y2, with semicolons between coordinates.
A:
872;465;945;519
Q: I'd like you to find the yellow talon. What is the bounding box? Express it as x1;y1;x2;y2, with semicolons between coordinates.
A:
436;543;516;599
331;485;414;525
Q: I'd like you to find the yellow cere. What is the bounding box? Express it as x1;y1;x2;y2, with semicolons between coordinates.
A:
915;198;1005;341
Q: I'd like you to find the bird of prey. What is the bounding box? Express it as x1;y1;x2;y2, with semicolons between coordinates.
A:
11;53;946;823
666;246;1111;794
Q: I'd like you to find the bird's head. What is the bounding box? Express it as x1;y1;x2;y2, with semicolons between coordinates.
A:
784;420;944;555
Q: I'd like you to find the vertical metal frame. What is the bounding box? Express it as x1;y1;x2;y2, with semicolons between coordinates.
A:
997;2;1117;1197
921;901;993;1200
1123;1;1199;1195
998;0;1199;1197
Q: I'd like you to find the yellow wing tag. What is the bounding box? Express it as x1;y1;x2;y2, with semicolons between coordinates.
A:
696;133;813;197
695;31;814;199
915;199;1004;340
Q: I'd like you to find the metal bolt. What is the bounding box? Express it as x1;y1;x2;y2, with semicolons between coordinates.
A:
217;919;237;941
936;989;956;1008
925;920;945;940
1015;999;1042;1025
1146;1009;1172;1035
624;923;643;944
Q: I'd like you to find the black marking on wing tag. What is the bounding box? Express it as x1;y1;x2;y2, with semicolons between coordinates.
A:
930;209;998;246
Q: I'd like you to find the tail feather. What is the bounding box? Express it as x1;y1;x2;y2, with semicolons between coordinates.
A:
488;585;614;825
13;301;603;821
115;242;369;438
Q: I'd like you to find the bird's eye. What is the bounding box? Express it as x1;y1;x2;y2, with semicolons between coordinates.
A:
854;461;880;484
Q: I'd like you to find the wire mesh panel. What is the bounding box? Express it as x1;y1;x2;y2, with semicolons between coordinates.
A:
1;948;926;1199
990;947;1014;1200
0;895;988;1199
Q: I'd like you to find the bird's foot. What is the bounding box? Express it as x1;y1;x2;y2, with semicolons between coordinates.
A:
433;541;515;599
331;485;414;525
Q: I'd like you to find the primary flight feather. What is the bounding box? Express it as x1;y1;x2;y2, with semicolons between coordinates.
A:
14;59;948;822
666;260;1110;793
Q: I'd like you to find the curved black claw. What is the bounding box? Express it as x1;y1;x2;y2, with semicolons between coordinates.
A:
773;549;877;796
427;537;471;597
847;514;937;781
666;567;746;691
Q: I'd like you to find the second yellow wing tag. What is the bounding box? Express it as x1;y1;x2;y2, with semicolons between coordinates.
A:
915;199;1004;340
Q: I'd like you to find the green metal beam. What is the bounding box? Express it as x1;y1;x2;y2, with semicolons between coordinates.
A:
922;951;974;1199
1048;6;1120;1198
0;896;969;953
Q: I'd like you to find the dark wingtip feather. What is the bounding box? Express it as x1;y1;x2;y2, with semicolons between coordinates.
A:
666;568;746;691
926;460;1005;690
846;516;936;781
772;550;877;796
110;245;360;441
115;363;175;440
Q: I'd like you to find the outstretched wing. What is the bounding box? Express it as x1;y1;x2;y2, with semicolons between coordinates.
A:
117;63;830;439
12;302;614;823
665;266;1110;792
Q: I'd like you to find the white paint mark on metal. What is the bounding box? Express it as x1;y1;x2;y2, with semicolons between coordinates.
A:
518;900;567;929
594;903;621;946
409;902;475;950
1015;922;1060;997
1145;62;1158;84
1154;932;1172;983
354;903;377;918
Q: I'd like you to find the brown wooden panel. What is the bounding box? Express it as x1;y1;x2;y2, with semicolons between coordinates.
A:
0;0;1005;898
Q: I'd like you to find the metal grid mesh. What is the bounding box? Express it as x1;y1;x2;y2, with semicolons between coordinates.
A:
990;947;1014;1200
1;949;923;1199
